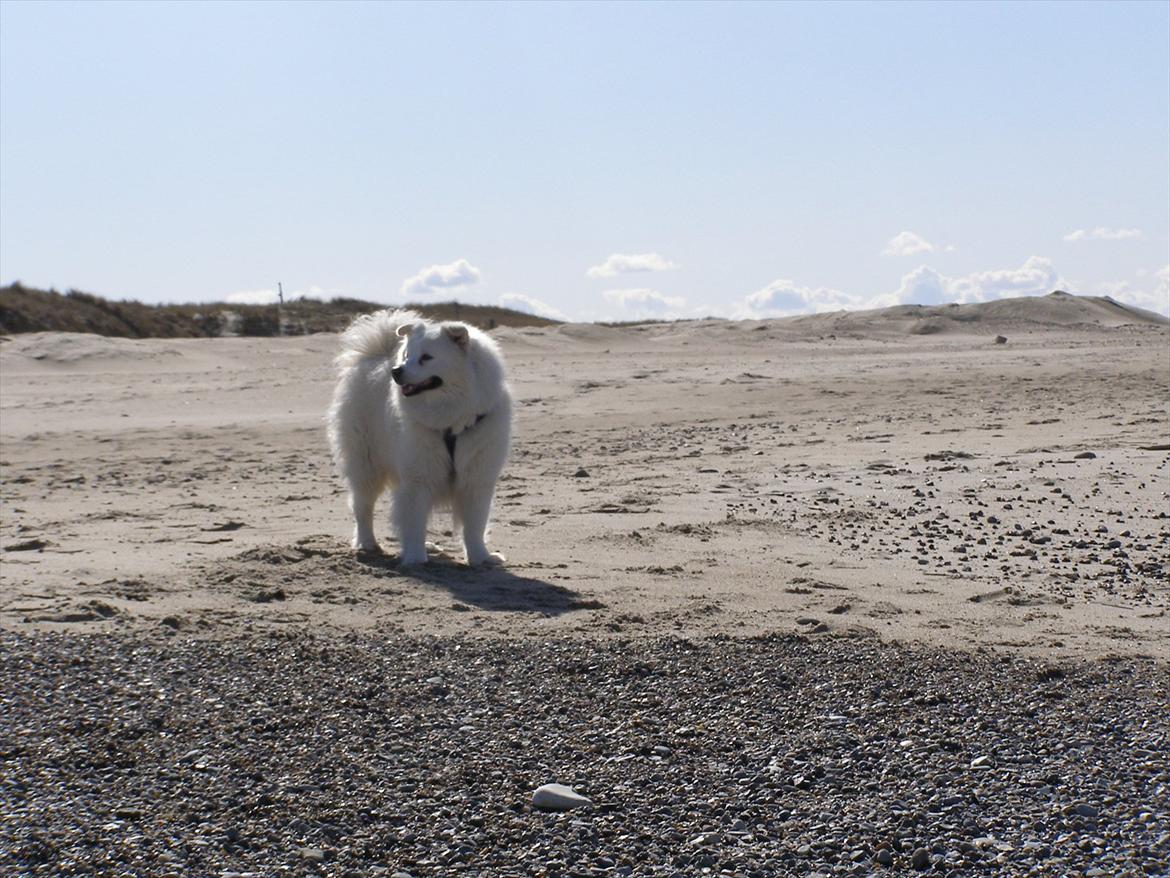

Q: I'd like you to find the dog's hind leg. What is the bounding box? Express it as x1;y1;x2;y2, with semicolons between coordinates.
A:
349;483;381;552
336;434;384;553
329;367;389;553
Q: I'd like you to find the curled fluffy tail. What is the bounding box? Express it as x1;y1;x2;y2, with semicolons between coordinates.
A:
335;308;422;368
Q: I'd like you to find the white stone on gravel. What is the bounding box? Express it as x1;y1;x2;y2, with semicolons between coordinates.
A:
532;782;592;811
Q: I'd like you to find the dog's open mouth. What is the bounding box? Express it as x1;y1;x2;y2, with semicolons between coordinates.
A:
401;376;443;397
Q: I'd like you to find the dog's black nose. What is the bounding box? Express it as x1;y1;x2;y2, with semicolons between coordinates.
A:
391;366;404;384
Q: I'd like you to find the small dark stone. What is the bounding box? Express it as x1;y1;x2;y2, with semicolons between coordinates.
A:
3;538;50;552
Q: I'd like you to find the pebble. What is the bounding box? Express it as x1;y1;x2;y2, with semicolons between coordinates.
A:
532;783;593;811
1;631;1165;878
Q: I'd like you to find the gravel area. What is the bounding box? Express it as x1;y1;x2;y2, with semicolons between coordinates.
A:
2;630;1167;877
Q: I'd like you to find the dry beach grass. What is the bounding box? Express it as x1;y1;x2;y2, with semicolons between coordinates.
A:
1;292;1168;876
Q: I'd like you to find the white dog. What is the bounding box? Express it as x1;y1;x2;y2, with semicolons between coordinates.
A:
326;309;512;566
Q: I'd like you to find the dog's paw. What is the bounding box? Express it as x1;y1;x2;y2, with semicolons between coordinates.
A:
466;550;506;568
353;540;383;554
398;551;429;568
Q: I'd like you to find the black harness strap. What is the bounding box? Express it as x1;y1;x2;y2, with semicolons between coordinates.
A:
443;413;487;463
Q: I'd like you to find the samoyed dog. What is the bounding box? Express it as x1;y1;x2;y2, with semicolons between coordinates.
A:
326;309;512;567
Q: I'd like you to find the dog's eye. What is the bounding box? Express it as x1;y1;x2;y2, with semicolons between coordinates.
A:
419;353;433;363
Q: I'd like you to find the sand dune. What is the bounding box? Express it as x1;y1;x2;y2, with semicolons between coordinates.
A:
770;291;1169;337
1;293;1168;657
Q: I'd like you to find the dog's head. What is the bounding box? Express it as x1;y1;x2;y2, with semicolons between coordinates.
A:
391;321;471;401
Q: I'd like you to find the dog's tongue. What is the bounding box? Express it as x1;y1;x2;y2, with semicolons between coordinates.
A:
403;383;417;396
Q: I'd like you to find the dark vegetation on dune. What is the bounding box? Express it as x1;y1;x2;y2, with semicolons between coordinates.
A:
3;283;1165;340
0;283;560;338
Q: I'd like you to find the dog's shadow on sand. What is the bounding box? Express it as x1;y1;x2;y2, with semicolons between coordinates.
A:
354;550;603;616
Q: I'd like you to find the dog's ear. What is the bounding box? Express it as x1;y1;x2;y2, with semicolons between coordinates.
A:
444;323;470;350
396;321;425;339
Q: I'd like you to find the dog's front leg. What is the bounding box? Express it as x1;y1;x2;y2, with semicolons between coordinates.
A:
455;481;503;567
392;483;431;566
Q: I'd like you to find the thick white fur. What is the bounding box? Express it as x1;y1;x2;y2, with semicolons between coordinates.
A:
326;309;512;566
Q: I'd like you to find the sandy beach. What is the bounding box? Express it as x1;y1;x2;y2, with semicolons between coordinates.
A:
2;296;1169;877
2;296;1167;658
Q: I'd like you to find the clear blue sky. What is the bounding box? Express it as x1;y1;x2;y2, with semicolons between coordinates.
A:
2;0;1167;319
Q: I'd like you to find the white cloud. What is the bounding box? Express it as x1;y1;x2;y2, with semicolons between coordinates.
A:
882;231;937;257
877;265;951;306
401;258;481;296
951;256;1060;301
1063;227;1144;242
225;288;281;305
601;288;688;320
499;292;566;321
586;252;679;278
1096;265;1170;316
729;256;1064;318
734;279;861;318
224;286;329;305
879;256;1061;307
